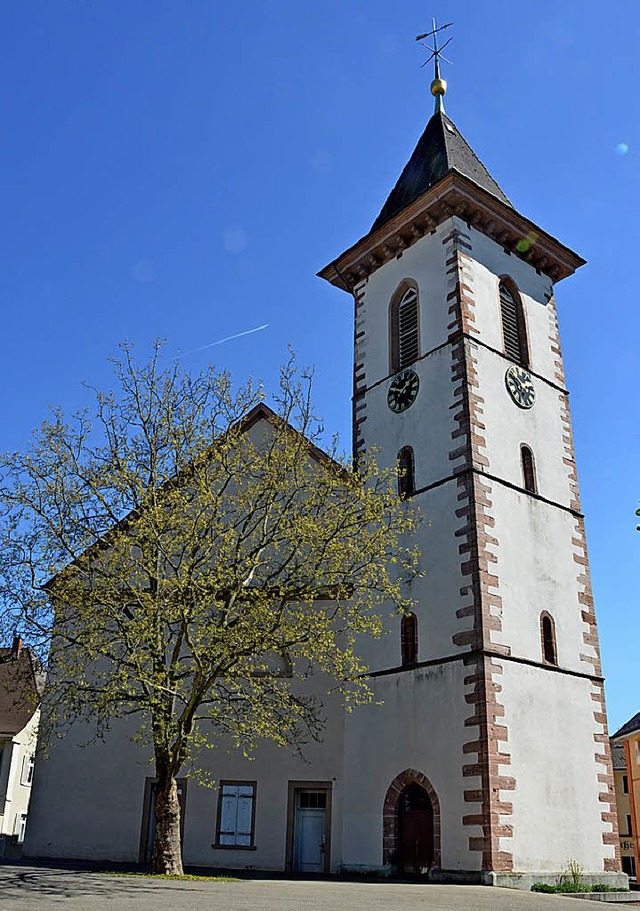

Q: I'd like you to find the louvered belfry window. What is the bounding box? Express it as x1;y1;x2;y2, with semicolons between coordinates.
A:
500;281;529;365
391;286;420;371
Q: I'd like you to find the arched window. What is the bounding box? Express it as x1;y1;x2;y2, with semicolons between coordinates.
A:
397;446;415;500
521;445;537;493
390;284;420;372
540;612;557;665
499;280;529;366
401;613;418;666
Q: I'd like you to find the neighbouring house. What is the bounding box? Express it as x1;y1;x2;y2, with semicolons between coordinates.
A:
0;636;42;858
22;58;626;889
612;713;640;881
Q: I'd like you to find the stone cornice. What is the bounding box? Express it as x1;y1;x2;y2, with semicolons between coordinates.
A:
317;170;586;291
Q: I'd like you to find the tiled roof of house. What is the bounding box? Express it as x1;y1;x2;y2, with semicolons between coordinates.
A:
371;110;512;233
611;711;640;741
610;740;627;771
0;647;43;737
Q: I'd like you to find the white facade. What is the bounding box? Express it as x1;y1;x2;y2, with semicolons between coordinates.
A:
0;711;38;852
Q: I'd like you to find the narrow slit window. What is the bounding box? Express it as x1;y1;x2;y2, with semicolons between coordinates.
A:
391;285;420;372
521;445;537;493
500;281;529;366
540;613;557;666
397;446;415;500
401;613;418;666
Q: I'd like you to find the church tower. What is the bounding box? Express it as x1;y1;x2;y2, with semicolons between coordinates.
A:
319;44;624;887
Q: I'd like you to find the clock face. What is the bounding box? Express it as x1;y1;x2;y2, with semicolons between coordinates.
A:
505;364;535;409
387;369;419;413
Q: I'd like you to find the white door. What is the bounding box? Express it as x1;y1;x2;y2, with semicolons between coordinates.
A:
293;790;327;873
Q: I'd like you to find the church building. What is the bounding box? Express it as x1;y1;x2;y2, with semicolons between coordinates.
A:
24;47;625;889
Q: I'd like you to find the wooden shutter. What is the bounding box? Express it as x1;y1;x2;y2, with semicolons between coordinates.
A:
235;786;254;847
219;785;239;845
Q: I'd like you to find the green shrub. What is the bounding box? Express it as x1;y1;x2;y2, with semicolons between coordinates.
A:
531;882;626;894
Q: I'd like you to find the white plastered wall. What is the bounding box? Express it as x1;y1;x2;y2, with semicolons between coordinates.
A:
0;710;39;840
341;662;482;872
25;683;345;870
489;485;594;670
500;662;607;872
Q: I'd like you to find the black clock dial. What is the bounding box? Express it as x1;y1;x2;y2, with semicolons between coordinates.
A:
505;364;535;409
387;369;420;413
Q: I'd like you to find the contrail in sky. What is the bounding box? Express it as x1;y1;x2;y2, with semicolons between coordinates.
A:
179;323;269;356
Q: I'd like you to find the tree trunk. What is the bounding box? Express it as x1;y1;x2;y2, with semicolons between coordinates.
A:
151;775;183;875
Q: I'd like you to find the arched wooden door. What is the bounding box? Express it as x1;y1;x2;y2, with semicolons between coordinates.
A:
398;783;434;875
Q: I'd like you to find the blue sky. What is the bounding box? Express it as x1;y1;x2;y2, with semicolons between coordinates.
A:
1;1;638;731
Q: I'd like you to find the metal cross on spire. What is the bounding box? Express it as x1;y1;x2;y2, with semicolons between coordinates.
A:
415;18;453;113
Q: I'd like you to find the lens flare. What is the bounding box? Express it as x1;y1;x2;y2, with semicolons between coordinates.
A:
516;231;538;253
616;143;629;156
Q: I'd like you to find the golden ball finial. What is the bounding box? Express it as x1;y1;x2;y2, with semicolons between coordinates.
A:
431;77;447;97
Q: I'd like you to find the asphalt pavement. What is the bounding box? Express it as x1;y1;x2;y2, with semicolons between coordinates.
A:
0;864;636;910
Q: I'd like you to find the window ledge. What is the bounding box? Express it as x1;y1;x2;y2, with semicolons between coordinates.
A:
211;844;257;851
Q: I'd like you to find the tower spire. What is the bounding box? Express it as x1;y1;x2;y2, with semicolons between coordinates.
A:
416;18;452;114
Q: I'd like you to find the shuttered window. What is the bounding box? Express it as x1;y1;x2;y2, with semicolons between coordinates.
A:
500;281;529;366
397;446;415;500
521;445;537;494
401;613;418;666
216;782;256;847
391;285;420;371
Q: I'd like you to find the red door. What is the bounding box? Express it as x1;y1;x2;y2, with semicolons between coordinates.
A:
398;784;434;874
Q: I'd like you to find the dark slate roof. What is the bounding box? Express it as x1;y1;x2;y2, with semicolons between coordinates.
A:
0;648;43;737
610;740;627;771
371;110;512;233
612;711;640;741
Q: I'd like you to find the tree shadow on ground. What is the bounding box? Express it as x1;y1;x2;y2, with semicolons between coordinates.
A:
0;864;229;902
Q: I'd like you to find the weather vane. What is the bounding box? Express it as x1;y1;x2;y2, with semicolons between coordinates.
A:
415;18;453;112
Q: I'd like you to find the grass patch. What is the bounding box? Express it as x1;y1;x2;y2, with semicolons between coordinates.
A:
101;871;239;882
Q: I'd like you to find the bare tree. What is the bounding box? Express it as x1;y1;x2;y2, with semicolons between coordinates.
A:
0;344;421;874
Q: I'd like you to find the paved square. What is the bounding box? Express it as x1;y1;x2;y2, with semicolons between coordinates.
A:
1;864;635;910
